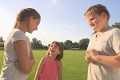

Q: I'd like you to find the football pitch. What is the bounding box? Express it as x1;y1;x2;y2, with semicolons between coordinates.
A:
0;50;88;80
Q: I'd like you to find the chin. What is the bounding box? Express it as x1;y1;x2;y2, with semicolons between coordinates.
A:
92;28;96;31
92;28;97;31
27;31;32;34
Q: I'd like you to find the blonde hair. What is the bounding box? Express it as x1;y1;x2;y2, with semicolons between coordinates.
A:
84;4;110;20
46;41;63;61
14;8;41;28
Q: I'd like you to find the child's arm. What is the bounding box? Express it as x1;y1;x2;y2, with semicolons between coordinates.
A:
30;44;35;67
34;57;46;80
14;52;35;71
14;43;35;70
14;61;22;70
13;40;32;74
85;53;95;63
58;61;62;80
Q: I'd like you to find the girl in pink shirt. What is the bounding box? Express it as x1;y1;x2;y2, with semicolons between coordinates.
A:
34;41;63;80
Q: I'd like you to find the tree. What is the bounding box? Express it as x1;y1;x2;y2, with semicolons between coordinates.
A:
59;42;64;49
72;42;79;48
79;38;89;50
31;38;43;49
0;36;4;42
92;31;97;35
43;46;48;50
112;22;120;29
0;36;4;50
64;40;72;50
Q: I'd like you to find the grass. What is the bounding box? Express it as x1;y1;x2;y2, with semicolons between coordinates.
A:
0;50;88;80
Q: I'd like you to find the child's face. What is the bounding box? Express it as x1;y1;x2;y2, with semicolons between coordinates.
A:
49;43;60;55
28;17;40;33
85;13;106;32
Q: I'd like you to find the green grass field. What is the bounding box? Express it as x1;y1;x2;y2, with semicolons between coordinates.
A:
0;50;88;80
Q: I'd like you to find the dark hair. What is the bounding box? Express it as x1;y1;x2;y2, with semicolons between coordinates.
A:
46;41;63;61
14;8;41;28
84;4;110;20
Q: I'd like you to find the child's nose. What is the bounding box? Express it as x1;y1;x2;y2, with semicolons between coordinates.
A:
51;47;55;50
52;46;56;49
89;22;94;26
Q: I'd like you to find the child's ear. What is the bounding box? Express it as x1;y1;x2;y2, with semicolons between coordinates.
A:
29;16;34;21
101;12;107;19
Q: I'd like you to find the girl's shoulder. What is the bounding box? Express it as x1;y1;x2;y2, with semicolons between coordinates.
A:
58;60;62;67
40;57;46;64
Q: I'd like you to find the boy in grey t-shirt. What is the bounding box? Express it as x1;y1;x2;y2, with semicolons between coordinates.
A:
84;4;120;80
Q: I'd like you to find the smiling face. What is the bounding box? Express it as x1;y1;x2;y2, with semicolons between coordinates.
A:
85;12;107;32
84;4;110;32
48;42;60;55
86;14;103;32
46;41;63;60
28;17;40;33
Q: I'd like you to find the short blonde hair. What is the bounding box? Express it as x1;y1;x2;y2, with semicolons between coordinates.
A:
84;4;110;20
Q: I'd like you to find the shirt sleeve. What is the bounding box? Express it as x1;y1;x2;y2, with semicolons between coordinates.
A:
11;31;26;43
26;36;30;44
112;29;120;54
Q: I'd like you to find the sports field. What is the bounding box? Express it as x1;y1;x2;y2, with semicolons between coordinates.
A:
0;50;88;80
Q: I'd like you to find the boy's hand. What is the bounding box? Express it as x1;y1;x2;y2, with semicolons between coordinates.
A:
86;49;99;60
85;53;95;63
14;61;22;70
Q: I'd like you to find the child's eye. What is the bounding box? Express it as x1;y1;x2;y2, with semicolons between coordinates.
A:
51;45;53;47
90;18;95;21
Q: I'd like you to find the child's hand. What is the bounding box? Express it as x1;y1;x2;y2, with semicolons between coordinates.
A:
86;49;99;60
85;53;95;63
30;52;34;60
30;52;35;67
14;61;22;70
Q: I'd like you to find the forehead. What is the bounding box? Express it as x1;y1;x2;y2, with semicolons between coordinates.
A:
35;18;40;22
85;13;98;21
51;43;57;46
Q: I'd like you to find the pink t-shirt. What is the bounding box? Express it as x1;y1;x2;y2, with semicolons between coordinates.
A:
39;56;59;80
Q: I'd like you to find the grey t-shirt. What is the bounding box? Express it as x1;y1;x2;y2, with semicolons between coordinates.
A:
0;29;30;80
87;27;120;80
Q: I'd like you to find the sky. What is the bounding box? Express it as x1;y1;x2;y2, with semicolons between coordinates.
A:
0;0;120;45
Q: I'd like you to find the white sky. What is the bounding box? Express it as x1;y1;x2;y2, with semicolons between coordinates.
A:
0;0;120;45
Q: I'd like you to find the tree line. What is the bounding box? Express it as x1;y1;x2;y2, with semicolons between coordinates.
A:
0;22;120;50
31;38;89;50
27;22;120;50
0;36;89;50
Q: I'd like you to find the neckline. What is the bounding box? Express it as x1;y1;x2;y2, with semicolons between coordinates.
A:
95;27;111;38
15;28;25;34
47;56;56;63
